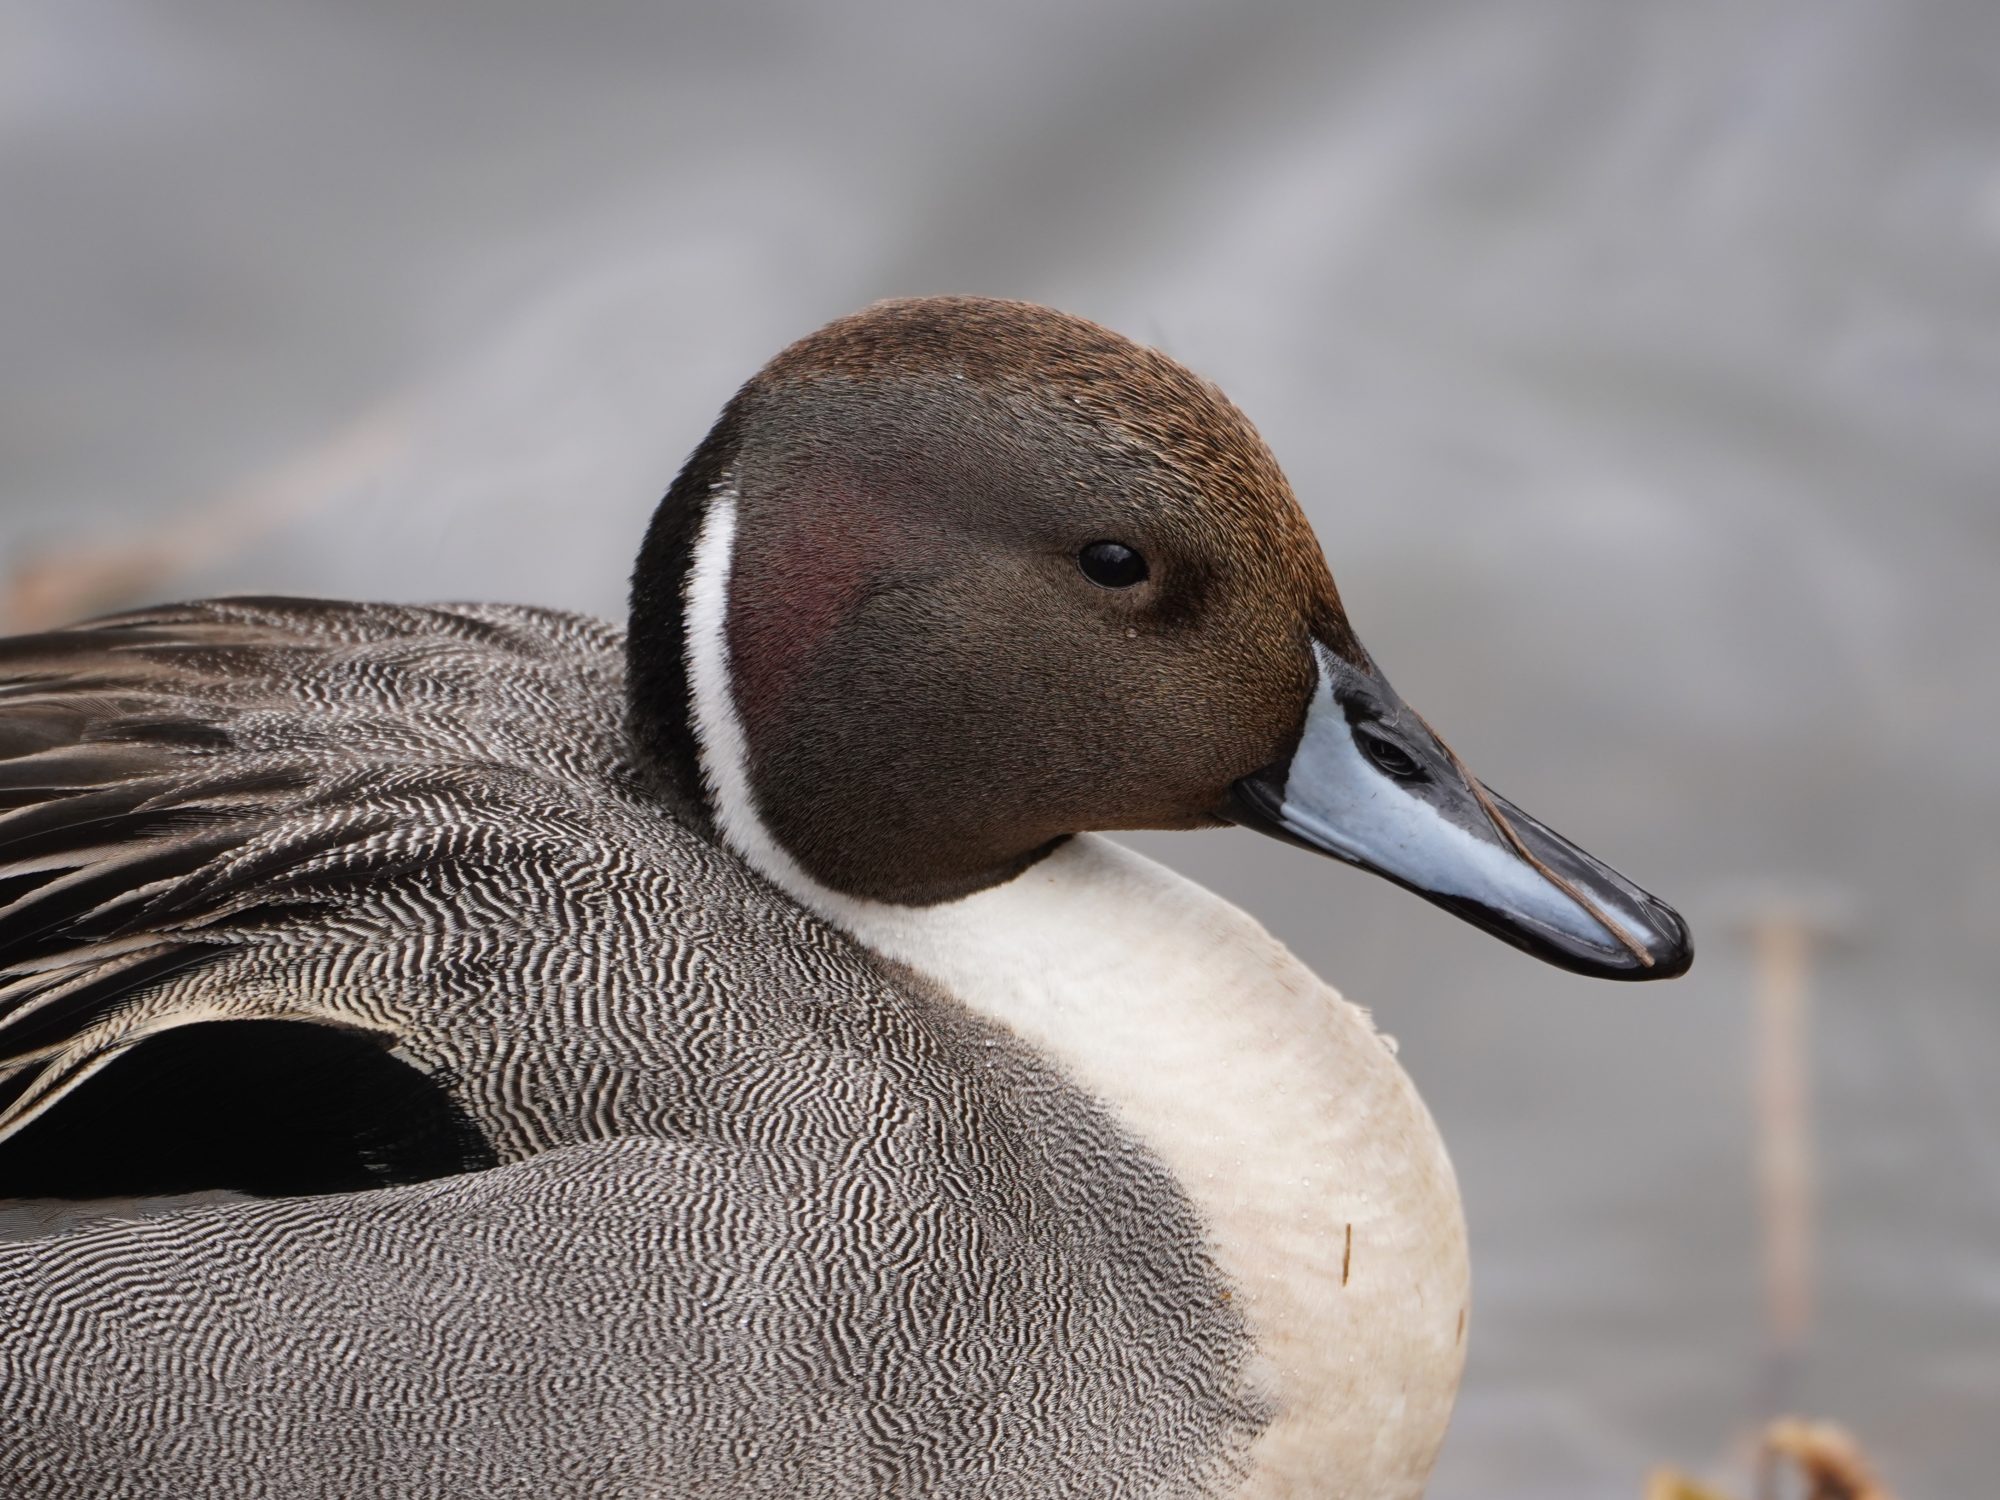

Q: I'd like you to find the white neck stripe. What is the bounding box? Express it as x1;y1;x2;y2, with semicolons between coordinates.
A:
683;488;874;926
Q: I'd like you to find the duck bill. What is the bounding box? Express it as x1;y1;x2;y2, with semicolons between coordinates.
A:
1227;643;1692;980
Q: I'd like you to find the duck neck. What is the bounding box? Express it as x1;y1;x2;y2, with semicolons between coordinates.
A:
625;411;743;829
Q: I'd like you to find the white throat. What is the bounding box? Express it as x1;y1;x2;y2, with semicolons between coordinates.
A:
683;489;1470;1499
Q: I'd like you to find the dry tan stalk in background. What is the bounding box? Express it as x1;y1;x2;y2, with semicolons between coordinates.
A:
1646;1419;1896;1500
1646;1465;1738;1500
1760;1420;1896;1500
1752;915;1815;1413
2;402;413;634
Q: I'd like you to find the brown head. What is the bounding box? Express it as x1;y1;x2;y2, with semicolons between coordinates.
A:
629;297;1691;979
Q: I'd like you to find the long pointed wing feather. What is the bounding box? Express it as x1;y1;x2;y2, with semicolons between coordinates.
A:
0;597;629;1192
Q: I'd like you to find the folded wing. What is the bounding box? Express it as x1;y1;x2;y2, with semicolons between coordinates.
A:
0;597;627;1196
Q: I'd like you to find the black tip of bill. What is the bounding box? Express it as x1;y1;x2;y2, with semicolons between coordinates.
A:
1229;645;1694;983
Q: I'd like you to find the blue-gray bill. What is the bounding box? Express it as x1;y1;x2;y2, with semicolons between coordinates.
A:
1227;644;1693;981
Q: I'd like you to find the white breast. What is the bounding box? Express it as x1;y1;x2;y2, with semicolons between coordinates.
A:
828;836;1469;1500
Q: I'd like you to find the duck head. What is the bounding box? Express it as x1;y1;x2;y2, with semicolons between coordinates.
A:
629;297;1690;980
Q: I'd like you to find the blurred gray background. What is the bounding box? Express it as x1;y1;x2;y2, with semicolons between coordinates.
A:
3;1;1996;1494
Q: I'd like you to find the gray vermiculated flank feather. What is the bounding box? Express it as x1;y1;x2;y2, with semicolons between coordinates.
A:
0;597;1269;1497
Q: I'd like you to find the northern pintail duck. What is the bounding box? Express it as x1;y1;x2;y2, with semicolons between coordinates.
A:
0;297;1690;1499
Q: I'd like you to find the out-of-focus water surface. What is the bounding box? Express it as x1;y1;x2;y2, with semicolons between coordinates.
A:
2;2;1995;1493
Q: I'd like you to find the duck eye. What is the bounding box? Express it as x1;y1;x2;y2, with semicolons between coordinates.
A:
1356;727;1425;781
1078;540;1148;589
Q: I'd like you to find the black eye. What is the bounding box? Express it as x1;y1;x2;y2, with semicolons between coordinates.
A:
1078;540;1148;588
1356;727;1425;781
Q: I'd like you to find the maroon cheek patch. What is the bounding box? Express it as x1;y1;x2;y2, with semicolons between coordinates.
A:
726;486;889;743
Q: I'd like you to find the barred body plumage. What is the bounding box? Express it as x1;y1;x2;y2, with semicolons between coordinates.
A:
0;597;1265;1499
